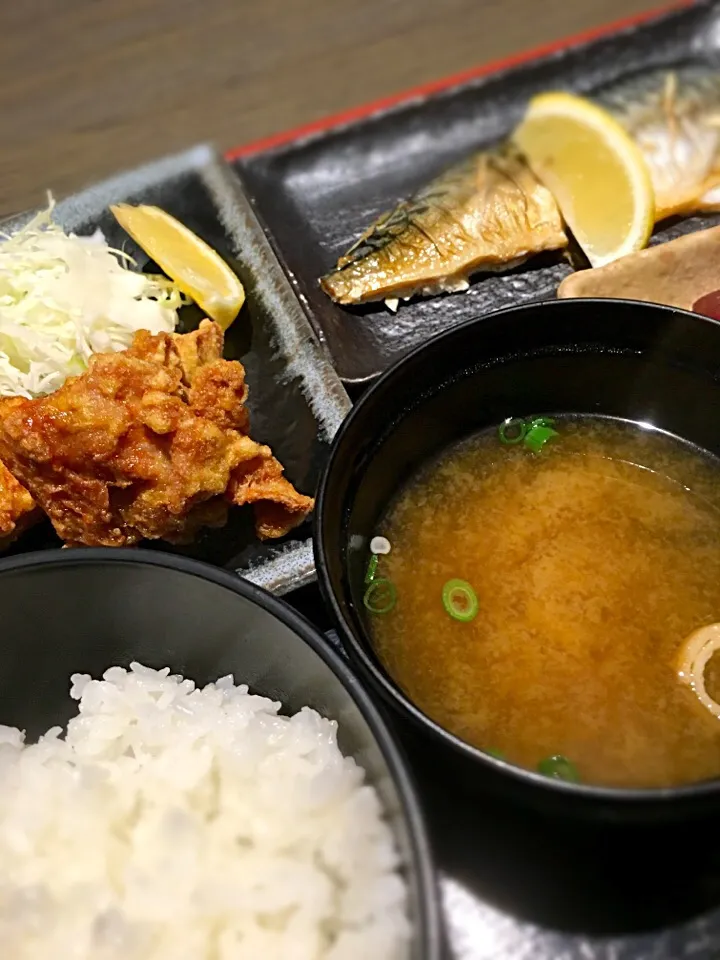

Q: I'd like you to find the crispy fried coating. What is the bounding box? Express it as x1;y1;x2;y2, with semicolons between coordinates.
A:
0;458;40;550
0;321;313;547
227;444;318;540
172;319;225;381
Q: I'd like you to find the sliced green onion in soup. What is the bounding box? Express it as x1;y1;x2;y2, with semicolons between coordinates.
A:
442;579;479;622
498;417;528;445
524;420;559;453
363;578;397;615
365;554;379;584
538;755;580;783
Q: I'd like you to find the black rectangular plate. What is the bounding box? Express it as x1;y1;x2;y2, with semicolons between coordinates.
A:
236;0;720;384
1;147;351;593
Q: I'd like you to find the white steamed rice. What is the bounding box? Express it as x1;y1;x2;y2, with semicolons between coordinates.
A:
0;663;410;960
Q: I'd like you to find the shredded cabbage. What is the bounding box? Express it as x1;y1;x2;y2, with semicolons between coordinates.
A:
0;199;187;398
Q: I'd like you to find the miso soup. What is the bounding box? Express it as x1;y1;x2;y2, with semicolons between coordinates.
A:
367;416;720;789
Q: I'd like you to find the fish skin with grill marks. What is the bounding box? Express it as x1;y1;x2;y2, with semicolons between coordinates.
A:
319;144;567;306
320;65;720;307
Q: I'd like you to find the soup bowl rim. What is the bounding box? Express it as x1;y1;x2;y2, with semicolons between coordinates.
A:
315;296;720;804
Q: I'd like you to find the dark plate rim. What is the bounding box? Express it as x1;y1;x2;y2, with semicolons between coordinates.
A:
225;0;692;162
0;546;443;958
315;296;720;807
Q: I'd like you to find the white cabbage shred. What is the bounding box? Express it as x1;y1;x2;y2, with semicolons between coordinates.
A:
0;200;186;398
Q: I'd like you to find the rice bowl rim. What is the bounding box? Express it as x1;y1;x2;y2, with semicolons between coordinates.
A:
0;547;442;960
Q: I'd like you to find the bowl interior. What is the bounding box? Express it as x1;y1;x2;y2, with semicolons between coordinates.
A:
0;552;439;958
317;299;720;797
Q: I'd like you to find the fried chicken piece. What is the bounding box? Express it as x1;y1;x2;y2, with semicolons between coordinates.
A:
129;321;250;432
226;444;316;539
0;354;238;546
0;458;40;550
173;319;225;381
0;322;314;547
127;319;224;384
175;323;311;530
188;359;250;433
138;319;311;533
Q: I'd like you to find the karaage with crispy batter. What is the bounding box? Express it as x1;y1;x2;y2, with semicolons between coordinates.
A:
0;460;40;550
0;321;314;547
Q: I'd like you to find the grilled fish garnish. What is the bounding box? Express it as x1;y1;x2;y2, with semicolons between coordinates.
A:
320;144;566;306
321;64;720;307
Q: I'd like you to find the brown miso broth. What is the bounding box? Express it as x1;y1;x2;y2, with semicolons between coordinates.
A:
369;415;720;789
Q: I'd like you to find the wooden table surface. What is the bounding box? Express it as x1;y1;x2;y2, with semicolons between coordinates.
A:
2;0;667;215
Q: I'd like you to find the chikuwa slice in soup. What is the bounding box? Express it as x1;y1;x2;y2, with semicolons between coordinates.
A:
365;415;720;789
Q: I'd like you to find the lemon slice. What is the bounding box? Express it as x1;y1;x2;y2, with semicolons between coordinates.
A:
111;204;245;330
513;92;654;267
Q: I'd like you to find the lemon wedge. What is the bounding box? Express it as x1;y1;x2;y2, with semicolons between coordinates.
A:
513;92;654;267
110;204;245;330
